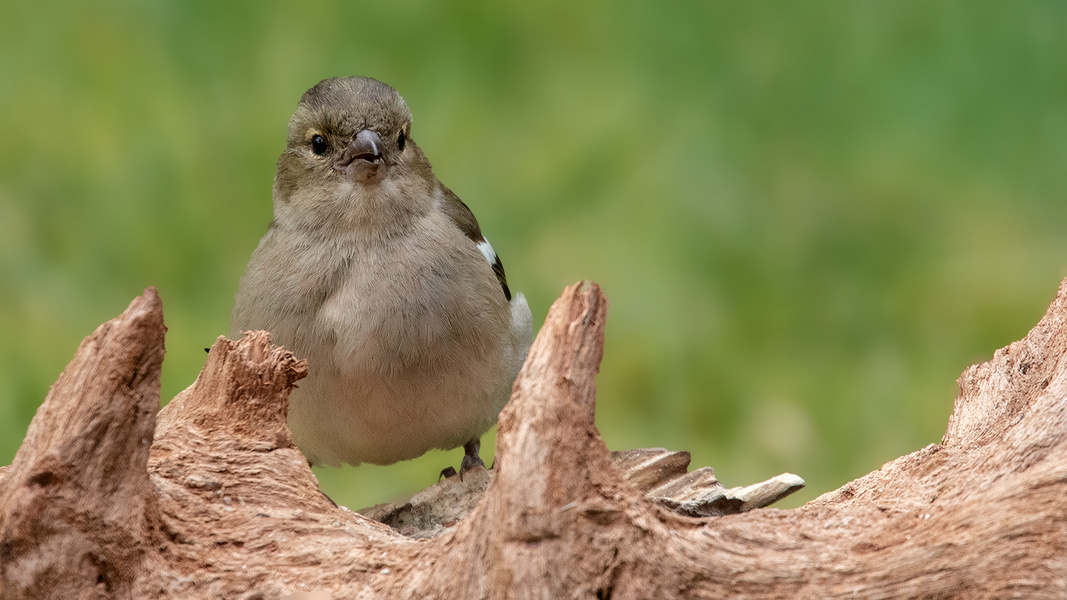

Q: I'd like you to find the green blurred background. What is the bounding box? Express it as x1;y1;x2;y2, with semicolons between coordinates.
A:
2;1;1066;510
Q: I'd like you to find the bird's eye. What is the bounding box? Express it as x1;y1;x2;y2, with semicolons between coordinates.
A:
310;134;328;155
397;131;406;152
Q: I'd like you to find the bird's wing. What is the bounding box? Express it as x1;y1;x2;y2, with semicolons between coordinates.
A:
438;184;512;301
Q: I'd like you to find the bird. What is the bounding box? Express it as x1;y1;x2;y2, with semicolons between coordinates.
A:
230;76;534;475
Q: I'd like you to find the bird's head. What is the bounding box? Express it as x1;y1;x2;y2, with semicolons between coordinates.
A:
273;77;435;233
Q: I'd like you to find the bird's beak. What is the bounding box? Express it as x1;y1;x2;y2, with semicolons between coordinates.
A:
334;129;386;183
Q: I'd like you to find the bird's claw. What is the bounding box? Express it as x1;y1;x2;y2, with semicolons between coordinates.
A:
458;438;485;481
438;438;486;482
460;453;485;474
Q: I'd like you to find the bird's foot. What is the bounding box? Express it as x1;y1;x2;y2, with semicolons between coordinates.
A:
459;438;485;481
439;439;485;482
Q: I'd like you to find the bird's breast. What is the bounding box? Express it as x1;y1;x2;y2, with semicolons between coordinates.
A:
316;224;508;376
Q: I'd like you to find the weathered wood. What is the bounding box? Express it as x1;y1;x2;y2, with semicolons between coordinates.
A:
0;289;165;600
360;449;802;535
3;280;1067;599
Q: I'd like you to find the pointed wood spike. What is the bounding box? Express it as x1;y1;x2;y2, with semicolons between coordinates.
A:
491;281;611;521
0;288;166;599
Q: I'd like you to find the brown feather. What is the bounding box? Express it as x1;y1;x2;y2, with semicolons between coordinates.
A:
437;184;512;301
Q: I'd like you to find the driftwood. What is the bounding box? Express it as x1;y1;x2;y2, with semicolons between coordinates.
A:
360;448;805;538
3;279;1067;598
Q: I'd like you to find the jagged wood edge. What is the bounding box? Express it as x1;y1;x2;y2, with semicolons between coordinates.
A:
1;280;1067;598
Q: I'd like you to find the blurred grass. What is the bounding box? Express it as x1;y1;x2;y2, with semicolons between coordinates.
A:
2;1;1066;510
